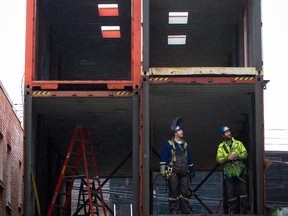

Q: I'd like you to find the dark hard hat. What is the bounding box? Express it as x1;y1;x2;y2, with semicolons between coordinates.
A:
171;117;184;133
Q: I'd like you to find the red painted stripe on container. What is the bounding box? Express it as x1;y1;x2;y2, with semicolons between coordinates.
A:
99;8;119;16
102;30;121;38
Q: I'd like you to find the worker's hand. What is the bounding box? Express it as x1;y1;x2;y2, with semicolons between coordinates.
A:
228;154;234;160
231;152;238;160
228;152;238;160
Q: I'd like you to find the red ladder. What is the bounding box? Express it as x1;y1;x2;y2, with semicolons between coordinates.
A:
47;127;107;216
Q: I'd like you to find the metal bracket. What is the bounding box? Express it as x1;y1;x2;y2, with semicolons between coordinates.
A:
24;87;32;95
263;80;270;90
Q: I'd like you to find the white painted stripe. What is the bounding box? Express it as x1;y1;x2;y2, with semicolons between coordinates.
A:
101;26;120;31
98;4;118;9
168;35;186;45
169;12;188;17
169;12;188;24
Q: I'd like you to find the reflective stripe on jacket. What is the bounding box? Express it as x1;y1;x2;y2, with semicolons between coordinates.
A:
160;139;194;173
168;140;188;165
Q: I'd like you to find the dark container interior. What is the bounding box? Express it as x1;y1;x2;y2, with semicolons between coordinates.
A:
150;0;247;67
36;0;131;81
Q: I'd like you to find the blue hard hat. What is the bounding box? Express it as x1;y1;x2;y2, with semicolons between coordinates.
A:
220;125;230;134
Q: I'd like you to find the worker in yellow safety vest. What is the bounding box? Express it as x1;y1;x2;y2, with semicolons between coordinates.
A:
216;125;249;214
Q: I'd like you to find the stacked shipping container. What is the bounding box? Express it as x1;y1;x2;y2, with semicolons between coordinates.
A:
141;0;264;215
24;0;140;214
24;0;265;215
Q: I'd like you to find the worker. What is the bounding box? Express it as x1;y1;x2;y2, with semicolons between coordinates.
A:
216;125;249;214
159;117;195;214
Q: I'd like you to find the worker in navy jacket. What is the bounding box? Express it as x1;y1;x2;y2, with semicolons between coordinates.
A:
159;117;195;214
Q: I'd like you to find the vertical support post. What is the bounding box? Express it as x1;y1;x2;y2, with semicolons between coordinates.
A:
132;93;139;215
142;78;150;215
131;0;141;87
249;0;262;71
143;0;149;72
24;1;36;211
255;76;265;215
139;90;143;215
24;94;33;215
25;0;36;86
243;1;248;67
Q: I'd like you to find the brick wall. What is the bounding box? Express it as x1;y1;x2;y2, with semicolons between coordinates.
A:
0;82;24;216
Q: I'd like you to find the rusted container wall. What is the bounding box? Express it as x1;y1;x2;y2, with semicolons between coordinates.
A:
25;0;141;90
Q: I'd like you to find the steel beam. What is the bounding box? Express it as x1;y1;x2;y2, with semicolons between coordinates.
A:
255;76;265;214
24;0;36;87
131;0;141;87
149;76;257;85
24;94;33;215
143;0;149;72
31;90;134;97
248;0;262;71
101;153;132;187
133;93;140;215
149;67;257;76
193;164;219;193
29;80;136;91
251;0;262;71
142;78;150;215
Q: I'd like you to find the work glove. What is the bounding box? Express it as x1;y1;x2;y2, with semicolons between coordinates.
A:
160;165;166;177
188;169;195;182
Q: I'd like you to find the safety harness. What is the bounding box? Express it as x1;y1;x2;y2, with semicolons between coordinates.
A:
166;140;190;177
221;143;247;183
168;140;188;165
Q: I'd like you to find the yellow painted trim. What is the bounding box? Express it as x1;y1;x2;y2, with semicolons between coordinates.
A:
33;91;50;95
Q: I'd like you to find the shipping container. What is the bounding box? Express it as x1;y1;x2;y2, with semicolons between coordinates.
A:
25;0;141;91
143;0;262;72
140;0;264;214
141;75;265;215
24;91;140;215
23;81;265;215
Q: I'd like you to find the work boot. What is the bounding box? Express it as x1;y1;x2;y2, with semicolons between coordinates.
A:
170;209;178;214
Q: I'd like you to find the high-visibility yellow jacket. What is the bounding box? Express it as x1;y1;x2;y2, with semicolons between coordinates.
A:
216;138;248;178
